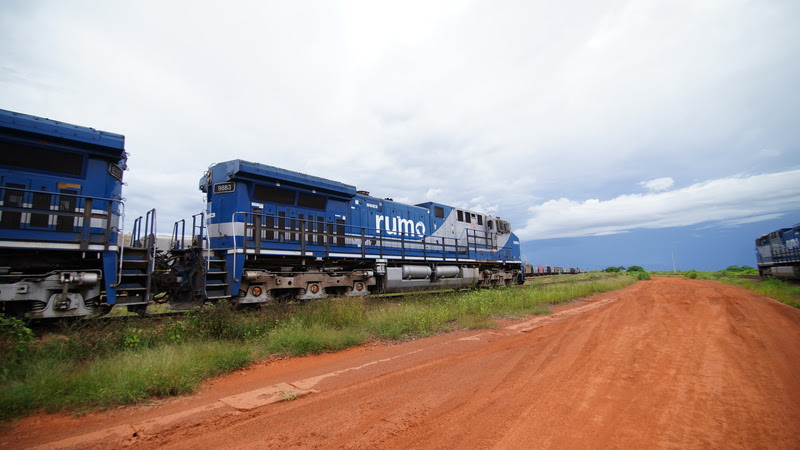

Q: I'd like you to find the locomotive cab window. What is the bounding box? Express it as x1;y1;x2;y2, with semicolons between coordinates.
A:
434;206;444;218
477;215;483;226
457;210;464;222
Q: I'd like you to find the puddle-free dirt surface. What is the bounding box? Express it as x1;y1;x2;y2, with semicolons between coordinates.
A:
4;277;800;449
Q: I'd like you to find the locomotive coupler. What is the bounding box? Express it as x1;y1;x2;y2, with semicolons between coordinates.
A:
54;281;72;311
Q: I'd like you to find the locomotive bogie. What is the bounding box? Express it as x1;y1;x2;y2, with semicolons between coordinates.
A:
0;269;103;318
762;266;800;280
234;264;377;304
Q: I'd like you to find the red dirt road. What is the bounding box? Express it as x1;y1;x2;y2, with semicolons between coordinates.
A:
4;277;800;449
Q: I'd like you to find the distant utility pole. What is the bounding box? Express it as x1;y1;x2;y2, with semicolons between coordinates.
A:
672;248;677;274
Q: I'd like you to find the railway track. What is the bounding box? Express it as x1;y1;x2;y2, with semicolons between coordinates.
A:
738;275;764;281
26;274;607;330
738;274;800;286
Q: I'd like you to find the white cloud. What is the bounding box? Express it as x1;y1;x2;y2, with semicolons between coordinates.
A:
758;149;782;157
0;0;799;231
700;213;787;228
639;177;675;192
516;170;800;240
424;188;443;200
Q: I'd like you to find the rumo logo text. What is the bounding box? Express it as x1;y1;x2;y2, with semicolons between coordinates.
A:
376;214;425;238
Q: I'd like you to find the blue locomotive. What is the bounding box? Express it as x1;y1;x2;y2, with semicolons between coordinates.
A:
0;109;152;318
199;160;524;304
755;224;800;279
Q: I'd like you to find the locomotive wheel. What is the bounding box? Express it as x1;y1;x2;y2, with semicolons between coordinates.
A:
92;303;113;317
126;305;150;316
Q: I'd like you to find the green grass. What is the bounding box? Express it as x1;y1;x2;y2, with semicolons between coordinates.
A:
650;265;759;280
263;322;370;356
0;341;250;420
720;277;800;308
0;274;635;422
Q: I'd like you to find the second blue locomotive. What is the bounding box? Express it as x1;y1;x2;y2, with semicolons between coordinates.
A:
200;160;524;304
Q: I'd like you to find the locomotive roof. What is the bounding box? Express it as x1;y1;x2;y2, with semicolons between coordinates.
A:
0;108;125;154
215;159;358;198
416;201;504;221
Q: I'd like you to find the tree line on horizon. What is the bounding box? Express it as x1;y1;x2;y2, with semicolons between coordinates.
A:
602;265;756;273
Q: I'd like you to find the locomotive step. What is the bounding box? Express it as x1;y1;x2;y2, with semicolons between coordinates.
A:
122;253;150;260
116;284;148;290
120;260;149;267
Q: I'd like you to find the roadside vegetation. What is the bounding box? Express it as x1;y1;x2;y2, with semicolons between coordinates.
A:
0;274;635;422
725;277;800;308
603;265;652;281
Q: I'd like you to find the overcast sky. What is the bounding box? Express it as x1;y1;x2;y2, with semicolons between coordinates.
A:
2;0;799;270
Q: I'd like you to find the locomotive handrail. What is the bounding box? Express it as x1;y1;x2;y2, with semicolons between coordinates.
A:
226;211;511;265
171;219;186;250
0;185;134;289
113;202;126;287
145;209;157;291
761;246;800;264
230;211;245;283
144;209;157;249
188;211;216;299
131;216;143;246
0;185;124;250
192;212;206;245
0;186;123;205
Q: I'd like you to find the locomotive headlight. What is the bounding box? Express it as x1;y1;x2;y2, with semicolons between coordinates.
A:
108;163;124;181
251;286;263;297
